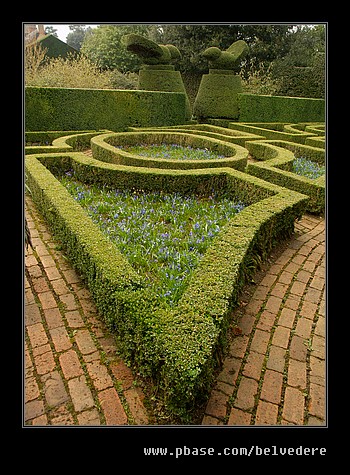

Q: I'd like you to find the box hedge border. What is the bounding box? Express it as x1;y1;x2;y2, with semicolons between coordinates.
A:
25;149;308;420
227;122;319;144
25;130;109;155
90;131;248;171
245;139;325;214
128;123;263;147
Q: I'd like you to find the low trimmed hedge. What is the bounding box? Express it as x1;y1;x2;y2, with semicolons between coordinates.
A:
245;140;325;214
25;86;186;131
90;131;249;171
25;131;107;155
25;148;308;420
128;123;262;147
228;122;318;144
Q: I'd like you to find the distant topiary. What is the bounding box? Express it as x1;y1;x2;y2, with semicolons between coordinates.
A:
123;34;192;120
193;40;249;121
123;33;181;65
202;40;249;71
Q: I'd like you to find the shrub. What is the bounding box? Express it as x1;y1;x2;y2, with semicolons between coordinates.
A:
25;46;139;91
25;51;113;89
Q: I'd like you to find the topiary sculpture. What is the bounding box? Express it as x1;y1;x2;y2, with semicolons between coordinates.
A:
201;40;249;71
193;40;249;121
123;34;192;120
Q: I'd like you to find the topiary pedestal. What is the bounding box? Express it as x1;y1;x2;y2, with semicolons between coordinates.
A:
139;65;192;121
193;69;243;121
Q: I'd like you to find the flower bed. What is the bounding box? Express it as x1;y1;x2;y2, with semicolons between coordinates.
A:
292;156;325;179
59;169;245;306
25;143;308;420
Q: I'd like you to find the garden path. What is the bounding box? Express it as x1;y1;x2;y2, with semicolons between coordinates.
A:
24;196;325;426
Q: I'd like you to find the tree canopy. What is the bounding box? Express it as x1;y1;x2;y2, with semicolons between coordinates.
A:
80;24;152;72
78;23;325;97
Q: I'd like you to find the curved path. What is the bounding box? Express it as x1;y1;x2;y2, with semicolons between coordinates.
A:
24;196;325;426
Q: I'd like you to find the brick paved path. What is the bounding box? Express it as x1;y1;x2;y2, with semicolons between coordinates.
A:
202;214;326;426
24;196;325;426
24;196;149;426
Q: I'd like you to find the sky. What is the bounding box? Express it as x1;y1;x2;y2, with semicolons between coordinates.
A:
45;24;99;42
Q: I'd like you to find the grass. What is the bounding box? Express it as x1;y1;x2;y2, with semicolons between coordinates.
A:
59;169;245;306
115;143;225;161
292;156;325;179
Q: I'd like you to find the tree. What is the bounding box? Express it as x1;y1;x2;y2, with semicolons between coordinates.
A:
80;24;153;72
66;25;92;51
44;26;58;37
155;24;295;75
270;24;326;98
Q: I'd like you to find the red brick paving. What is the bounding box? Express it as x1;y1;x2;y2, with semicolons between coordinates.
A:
25;196;325;426
202;214;326;426
24;196;149;426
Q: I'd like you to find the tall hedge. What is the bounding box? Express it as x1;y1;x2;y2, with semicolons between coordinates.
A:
25;86;186;131
237;93;325;122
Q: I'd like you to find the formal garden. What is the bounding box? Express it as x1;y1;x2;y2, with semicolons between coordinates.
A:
25;24;325;422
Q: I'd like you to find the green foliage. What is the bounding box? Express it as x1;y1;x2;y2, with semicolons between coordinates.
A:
237;94;325;123
155;24;325;101
90;131;248;171
193;72;243;120
80;24;153;72
138;68;192;120
156;25;294;75
25;86;186;131
245;139;325;214
25;51;113;89
271;57;325;98
270;25;325;98
66;25;93;51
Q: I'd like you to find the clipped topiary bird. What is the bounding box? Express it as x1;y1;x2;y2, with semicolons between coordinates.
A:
201;39;249;71
122;33;182;65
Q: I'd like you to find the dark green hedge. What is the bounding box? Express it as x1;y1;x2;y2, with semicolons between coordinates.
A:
25;149;308;420
245;140;325;214
25;86;186;131
237;93;325;123
90;131;248;171
193;73;243;120
138;68;192;121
